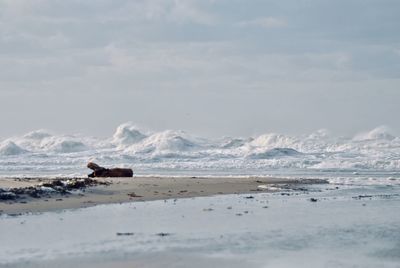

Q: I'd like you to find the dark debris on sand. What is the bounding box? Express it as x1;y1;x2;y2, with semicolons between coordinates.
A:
116;232;135;236
156;232;172;237
0;178;110;202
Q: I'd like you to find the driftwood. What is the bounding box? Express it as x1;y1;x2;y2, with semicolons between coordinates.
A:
87;162;133;178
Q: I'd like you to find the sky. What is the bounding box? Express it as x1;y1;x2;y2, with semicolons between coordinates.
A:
0;0;399;138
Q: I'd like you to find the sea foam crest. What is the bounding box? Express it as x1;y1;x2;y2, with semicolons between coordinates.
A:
353;126;395;141
10;130;90;153
247;148;302;159
0;124;399;177
221;138;250;149
112;123;147;147
49;139;88;153
249;133;299;149
124;130;199;155
0;141;28;156
23;130;52;140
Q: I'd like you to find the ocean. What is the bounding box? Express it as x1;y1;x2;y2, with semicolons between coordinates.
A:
1;123;400;267
0;123;399;187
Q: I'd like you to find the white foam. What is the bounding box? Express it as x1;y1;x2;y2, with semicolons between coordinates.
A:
247;147;302;159
250;133;299;149
23;129;52;140
0;141;28;156
353;125;395;141
112;123;147;147
124;130;199;155
0;124;399;185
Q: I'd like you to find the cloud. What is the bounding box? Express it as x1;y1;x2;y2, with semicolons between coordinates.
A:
0;0;400;137
0;0;399;92
0;0;216;25
168;0;217;25
237;17;288;28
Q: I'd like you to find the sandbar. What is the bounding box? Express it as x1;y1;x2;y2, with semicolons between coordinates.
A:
0;176;327;215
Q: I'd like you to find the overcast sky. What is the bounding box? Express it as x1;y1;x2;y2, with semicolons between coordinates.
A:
0;0;399;138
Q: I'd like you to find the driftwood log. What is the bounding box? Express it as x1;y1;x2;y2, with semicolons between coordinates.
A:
87;162;133;178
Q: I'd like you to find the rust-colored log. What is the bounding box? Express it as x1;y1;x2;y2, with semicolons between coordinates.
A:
87;162;102;171
87;162;133;178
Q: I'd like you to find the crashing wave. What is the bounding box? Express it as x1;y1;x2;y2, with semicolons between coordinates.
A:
112;123;147;146
50;140;88;153
124;130;199;155
23;130;52;140
250;133;298;149
0;125;399;178
353;126;395;141
221;138;251;149
8;129;95;153
247;148;302;159
0;141;28;156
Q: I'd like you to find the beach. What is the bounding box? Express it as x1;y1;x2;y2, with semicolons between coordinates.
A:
2;0;399;266
1;180;399;268
0;176;326;215
1;125;400;267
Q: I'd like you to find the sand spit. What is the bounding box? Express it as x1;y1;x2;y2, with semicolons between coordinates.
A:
0;176;328;215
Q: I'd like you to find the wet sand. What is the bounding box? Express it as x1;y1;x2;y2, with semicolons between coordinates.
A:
0;176;327;215
2;182;399;268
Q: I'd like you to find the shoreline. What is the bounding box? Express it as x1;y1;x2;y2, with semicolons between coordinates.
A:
0;176;328;215
2;178;398;268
